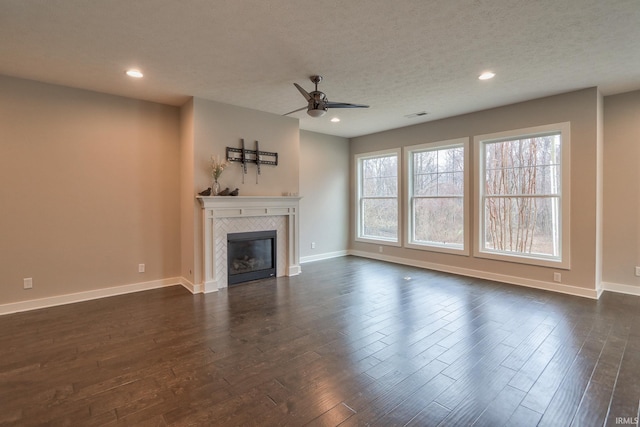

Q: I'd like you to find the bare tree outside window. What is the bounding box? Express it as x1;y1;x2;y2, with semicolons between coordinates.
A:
483;134;561;257
359;154;398;240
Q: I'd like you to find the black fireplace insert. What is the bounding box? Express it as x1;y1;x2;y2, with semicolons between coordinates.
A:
227;230;277;285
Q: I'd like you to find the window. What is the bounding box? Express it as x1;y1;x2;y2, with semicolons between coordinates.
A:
356;149;400;244
475;123;570;267
405;138;468;254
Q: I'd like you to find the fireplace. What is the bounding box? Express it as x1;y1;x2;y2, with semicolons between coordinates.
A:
197;196;301;293
227;230;277;285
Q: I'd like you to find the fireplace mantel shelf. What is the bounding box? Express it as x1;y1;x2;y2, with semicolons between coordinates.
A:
198;196;301;219
197;195;302;202
197;195;301;211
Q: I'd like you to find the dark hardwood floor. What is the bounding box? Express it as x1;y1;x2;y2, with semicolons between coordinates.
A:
1;256;639;426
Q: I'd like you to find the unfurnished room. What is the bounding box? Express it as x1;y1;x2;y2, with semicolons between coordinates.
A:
1;1;640;426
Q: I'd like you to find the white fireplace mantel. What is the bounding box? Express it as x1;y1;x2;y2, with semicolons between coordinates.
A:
197;196;302;292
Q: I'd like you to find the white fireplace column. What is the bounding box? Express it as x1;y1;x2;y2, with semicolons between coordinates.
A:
197;196;302;292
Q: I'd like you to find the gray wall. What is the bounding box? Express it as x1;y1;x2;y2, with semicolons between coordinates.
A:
0;75;181;305
603;90;640;292
2;72;637;308
350;88;601;295
299;130;350;261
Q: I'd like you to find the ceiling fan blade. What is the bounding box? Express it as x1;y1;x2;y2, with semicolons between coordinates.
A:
283;106;308;116
293;83;312;101
325;102;369;109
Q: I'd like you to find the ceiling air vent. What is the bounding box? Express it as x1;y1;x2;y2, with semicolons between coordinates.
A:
404;111;428;119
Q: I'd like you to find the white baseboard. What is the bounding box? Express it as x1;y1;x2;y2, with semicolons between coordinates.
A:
179;277;203;294
204;279;220;293
288;265;303;276
601;281;640;297
0;277;183;315
5;259;625;316
349;250;600;299
300;250;348;264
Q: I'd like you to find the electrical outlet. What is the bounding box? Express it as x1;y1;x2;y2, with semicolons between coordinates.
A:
23;278;33;289
635;266;640;277
553;272;561;282
311;242;316;249
379;246;383;253
138;264;145;273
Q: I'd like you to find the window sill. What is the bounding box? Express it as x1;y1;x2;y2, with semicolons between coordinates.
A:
356;236;401;247
405;242;469;256
474;249;570;270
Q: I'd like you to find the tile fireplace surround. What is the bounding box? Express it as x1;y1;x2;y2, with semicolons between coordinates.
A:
197;196;301;292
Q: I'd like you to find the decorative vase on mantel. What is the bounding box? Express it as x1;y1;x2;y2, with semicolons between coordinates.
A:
211;155;228;197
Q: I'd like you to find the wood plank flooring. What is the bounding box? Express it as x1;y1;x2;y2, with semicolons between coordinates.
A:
1;256;639;426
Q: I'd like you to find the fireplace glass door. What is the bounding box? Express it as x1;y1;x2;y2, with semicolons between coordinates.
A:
227;230;277;285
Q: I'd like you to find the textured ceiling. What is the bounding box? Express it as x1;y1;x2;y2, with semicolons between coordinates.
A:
1;0;639;138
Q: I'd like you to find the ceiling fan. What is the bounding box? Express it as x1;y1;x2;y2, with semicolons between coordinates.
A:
284;75;369;117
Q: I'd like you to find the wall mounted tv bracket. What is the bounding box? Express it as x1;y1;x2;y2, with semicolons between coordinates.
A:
226;139;278;184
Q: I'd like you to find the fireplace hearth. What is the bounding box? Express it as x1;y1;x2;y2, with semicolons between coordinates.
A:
227;230;277;285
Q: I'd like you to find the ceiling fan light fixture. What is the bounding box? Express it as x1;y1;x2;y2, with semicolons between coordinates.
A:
307;108;326;118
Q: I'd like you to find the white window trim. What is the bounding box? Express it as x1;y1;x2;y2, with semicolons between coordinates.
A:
355;148;402;246
404;138;470;255
473;122;571;269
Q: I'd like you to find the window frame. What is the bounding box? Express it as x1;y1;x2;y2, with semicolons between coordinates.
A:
474;122;571;268
355;148;402;246
404;138;470;255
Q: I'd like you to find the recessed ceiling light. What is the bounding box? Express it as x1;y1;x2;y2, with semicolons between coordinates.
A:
126;69;143;78
330;117;340;123
478;71;495;80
